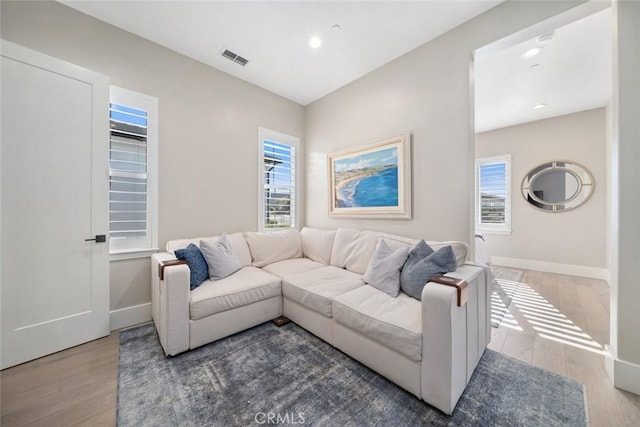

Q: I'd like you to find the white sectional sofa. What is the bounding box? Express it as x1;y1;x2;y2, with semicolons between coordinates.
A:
151;227;491;415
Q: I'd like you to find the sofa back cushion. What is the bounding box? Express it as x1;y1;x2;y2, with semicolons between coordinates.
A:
330;228;381;274
165;232;252;267
380;234;468;267
244;229;302;267
166;236;206;255
300;227;336;265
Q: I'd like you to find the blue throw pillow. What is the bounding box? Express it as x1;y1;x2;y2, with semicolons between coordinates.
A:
400;240;457;300
175;243;209;290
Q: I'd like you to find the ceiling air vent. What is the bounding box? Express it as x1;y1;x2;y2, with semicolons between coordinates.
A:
221;49;249;67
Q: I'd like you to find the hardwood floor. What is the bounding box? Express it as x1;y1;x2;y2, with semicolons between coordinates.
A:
1;332;118;426
2;270;639;426
489;269;640;427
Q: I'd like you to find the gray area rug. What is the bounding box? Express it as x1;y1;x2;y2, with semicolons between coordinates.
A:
491;266;524;328
118;322;586;426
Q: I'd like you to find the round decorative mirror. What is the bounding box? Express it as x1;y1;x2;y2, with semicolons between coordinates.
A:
521;161;594;212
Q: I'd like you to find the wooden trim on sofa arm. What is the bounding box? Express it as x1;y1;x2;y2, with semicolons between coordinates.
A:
158;260;189;280
428;276;468;307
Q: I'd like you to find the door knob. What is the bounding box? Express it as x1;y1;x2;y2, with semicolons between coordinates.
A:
85;235;106;243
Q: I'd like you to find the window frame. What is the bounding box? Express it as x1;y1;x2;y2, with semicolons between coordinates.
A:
475;154;512;235
109;86;158;260
257;127;300;232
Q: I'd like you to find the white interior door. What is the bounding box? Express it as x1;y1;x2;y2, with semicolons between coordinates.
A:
1;41;110;369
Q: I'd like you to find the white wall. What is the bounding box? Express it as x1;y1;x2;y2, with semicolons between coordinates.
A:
607;0;640;394
0;1;305;314
304;1;583;244
475;109;607;277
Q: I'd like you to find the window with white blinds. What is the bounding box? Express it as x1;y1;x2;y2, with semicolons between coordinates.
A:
475;155;511;234
258;128;299;231
109;86;158;255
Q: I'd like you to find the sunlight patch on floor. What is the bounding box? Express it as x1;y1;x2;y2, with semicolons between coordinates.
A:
491;278;521;328
494;279;603;354
491;288;523;331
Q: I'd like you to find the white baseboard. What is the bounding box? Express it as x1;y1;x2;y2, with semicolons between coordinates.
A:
491;256;610;281
604;345;640;394
110;302;152;331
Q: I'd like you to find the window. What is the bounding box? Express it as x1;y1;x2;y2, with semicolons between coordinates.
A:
475;155;511;234
258;128;300;231
109;86;158;257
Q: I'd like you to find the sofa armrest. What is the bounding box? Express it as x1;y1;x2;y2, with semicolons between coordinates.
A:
420;264;488;415
428;276;468;306
151;252;190;356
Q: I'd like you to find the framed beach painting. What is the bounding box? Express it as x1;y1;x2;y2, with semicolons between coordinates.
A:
328;133;411;219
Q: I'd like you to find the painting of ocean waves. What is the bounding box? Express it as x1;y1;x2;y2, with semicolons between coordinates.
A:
337;166;398;208
329;134;410;218
333;146;399;209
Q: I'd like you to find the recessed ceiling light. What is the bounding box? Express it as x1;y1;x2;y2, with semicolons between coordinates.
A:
309;36;322;49
521;46;543;59
533;103;547;109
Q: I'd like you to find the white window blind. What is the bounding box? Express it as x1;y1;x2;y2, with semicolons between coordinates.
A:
258;128;299;231
109;104;148;239
109;86;158;255
476;155;511;234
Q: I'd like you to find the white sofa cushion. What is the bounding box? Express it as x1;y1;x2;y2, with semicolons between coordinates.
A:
245;229;302;268
332;285;422;362
282;266;364;317
330;228;381;274
380;234;469;267
300;227;336;265
262;258;325;280
166;232;252;267
166;236;207;254
228;233;253;267
189;267;281;320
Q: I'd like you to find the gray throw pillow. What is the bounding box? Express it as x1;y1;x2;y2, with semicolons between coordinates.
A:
363;240;410;297
400;240;457;300
200;233;242;281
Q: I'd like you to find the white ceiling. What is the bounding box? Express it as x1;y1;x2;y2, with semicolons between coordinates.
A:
59;1;611;130
61;0;501;106
475;8;612;133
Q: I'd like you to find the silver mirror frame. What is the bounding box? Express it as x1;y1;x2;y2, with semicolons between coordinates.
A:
521;161;594;212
